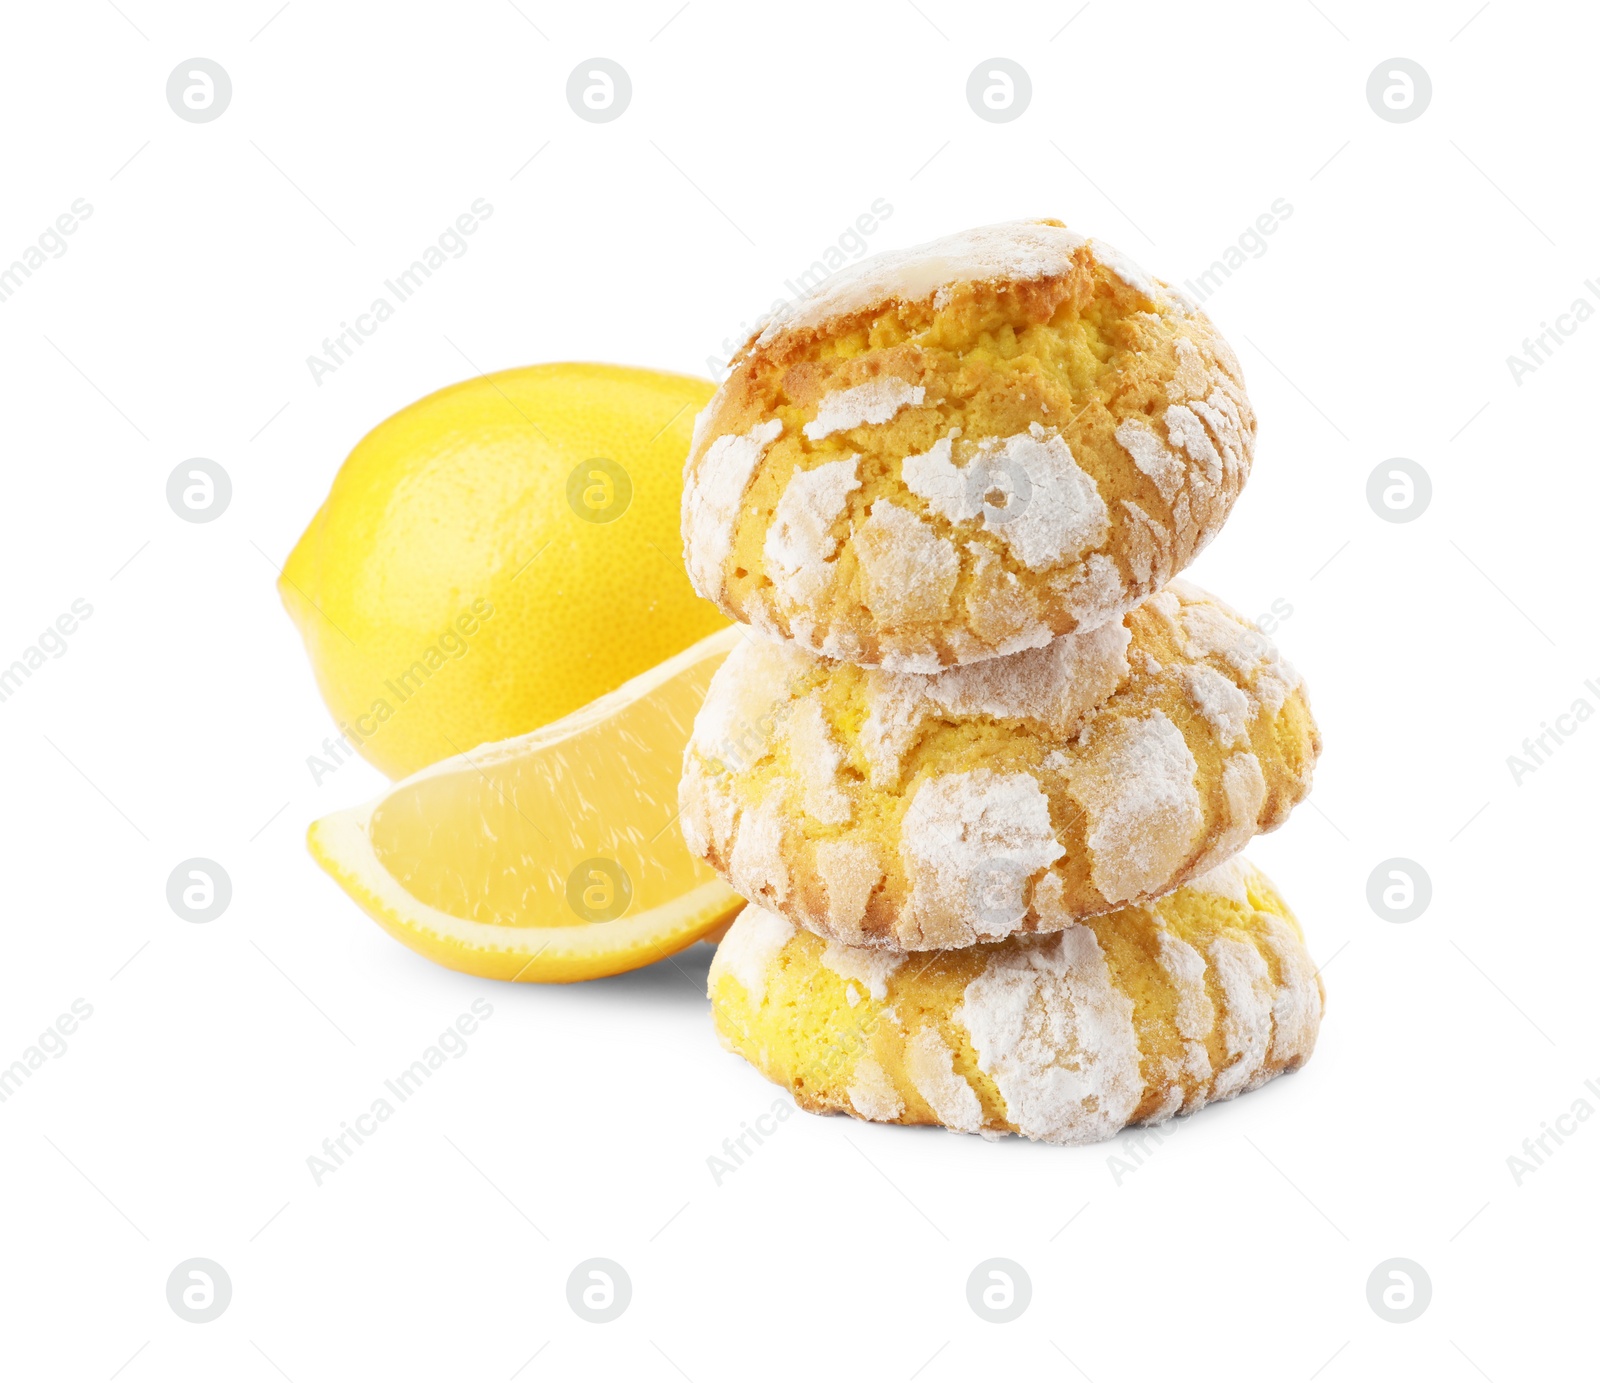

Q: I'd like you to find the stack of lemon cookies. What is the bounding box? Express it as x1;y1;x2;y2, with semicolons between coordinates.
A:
677;220;1323;1146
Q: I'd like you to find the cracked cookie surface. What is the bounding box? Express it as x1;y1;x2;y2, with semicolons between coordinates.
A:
681;220;1255;670
681;581;1318;950
709;858;1322;1145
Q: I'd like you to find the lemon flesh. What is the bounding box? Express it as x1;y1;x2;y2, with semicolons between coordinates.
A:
280;363;727;779
308;627;743;982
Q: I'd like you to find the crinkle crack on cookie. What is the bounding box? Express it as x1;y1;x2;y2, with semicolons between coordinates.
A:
707;860;1323;1145
681;219;1256;669
680;581;1319;950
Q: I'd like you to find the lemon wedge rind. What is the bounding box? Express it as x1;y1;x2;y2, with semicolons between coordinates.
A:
308;626;745;983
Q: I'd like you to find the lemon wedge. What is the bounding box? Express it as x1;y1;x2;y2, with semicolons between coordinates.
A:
308;626;743;982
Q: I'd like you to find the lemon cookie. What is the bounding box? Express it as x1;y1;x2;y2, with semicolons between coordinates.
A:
681;220;1254;670
681;581;1318;950
709;858;1322;1144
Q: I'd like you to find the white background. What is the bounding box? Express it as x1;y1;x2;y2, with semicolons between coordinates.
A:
1;1;1594;1378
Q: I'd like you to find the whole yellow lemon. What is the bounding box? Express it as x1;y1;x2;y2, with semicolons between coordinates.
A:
280;362;725;779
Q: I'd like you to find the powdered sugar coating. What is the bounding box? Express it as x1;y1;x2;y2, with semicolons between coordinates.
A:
847;1055;904;1121
1117;499;1169;590
812;839;883;944
1065;710;1203;902
1207;752;1268;865
822;939;904;1002
1189;391;1250;473
1154;929;1216;1113
1187;855;1253;904
754;220;1095;346
963;557;1061;659
918;612;1129;727
857;680;927;791
1256;912;1323;1068
1167;338;1215;400
901;424;1111;573
900;435;969;521
852;499;960;631
956;925;1143;1145
860;616;1131;788
690;632;809;779
765;457;861;606
1165;404;1224;485
1184;664;1252;746
684;419;782;599
1107;328;1254;589
786;697;851;825
803;378;925;440
905;1027;984;1132
727;793;792;912
901;770;1066;946
967;426;1110;570
1173;584;1303;714
1116;418;1185;503
1059;552;1131;626
710;904;793;1006
1207;936;1276;1099
1088;237;1163;300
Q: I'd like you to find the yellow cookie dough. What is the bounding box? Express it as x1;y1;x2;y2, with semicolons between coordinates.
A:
681;220;1254;670
681;581;1318;950
709;857;1322;1145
